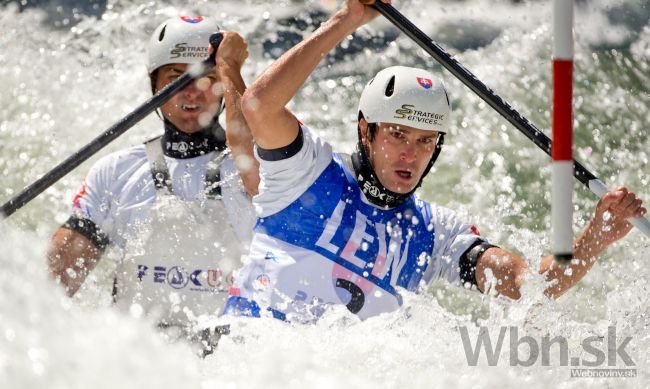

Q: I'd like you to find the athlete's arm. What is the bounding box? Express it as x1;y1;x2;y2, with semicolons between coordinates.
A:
216;31;259;197
537;187;645;298
475;247;528;299
48;153;115;296
241;0;390;150
475;187;646;299
47;227;104;296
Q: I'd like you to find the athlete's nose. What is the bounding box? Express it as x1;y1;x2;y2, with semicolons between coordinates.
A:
399;142;417;163
181;80;202;97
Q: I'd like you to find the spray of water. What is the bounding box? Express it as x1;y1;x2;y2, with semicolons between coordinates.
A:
1;0;648;387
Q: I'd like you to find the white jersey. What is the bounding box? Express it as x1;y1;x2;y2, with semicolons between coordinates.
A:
70;141;256;325
225;125;484;321
72;145;253;248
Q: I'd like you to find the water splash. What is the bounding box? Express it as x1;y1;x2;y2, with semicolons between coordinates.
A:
1;0;648;386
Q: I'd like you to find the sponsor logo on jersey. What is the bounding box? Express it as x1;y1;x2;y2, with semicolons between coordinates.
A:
137;264;232;291
206;269;222;288
256;274;271;287
264;251;278;262
470;225;481;236
167;266;189;289
417;77;433;89
137;265;148;281
315;199;424;289
180;16;204;24
394;104;445;126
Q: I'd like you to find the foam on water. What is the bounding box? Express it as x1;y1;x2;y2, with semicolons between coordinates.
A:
0;226;201;388
1;0;649;387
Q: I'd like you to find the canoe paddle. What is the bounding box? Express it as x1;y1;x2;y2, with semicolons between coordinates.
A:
362;0;650;238
0;33;224;219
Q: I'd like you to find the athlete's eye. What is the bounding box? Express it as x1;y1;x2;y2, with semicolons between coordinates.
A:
419;137;435;145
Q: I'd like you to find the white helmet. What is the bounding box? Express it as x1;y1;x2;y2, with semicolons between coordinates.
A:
358;66;451;133
147;16;221;74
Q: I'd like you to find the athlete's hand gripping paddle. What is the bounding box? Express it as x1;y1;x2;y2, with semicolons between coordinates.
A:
0;34;224;219
359;0;650;239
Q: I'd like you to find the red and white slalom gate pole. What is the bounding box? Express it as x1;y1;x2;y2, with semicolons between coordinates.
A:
367;0;650;239
552;0;574;261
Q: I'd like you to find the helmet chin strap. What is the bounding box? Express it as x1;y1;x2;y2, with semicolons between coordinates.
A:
351;123;445;209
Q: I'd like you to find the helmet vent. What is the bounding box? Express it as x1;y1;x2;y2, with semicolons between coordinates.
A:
158;25;167;42
444;90;450;106
384;76;395;97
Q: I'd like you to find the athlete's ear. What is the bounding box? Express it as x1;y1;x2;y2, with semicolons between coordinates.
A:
359;117;369;146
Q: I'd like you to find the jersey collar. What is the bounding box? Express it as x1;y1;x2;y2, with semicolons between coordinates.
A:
351;144;411;209
161;119;227;159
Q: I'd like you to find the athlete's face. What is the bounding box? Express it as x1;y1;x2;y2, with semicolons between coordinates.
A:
360;119;439;194
154;63;223;134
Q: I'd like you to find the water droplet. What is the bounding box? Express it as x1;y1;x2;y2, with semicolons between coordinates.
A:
602;211;612;222
65;268;77;279
129;303;144;318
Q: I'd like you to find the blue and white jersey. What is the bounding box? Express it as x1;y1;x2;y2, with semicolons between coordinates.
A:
225;125;483;321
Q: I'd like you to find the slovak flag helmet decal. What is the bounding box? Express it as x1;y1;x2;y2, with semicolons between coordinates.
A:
417;77;433;89
180;16;204;24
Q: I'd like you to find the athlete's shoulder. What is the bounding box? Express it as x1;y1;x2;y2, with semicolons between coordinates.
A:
410;196;463;224
84;144;148;186
253;124;337;218
297;123;334;157
91;144;147;170
422;201;484;245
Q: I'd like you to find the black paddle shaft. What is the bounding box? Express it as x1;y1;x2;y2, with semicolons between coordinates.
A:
0;33;224;218
371;2;597;187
